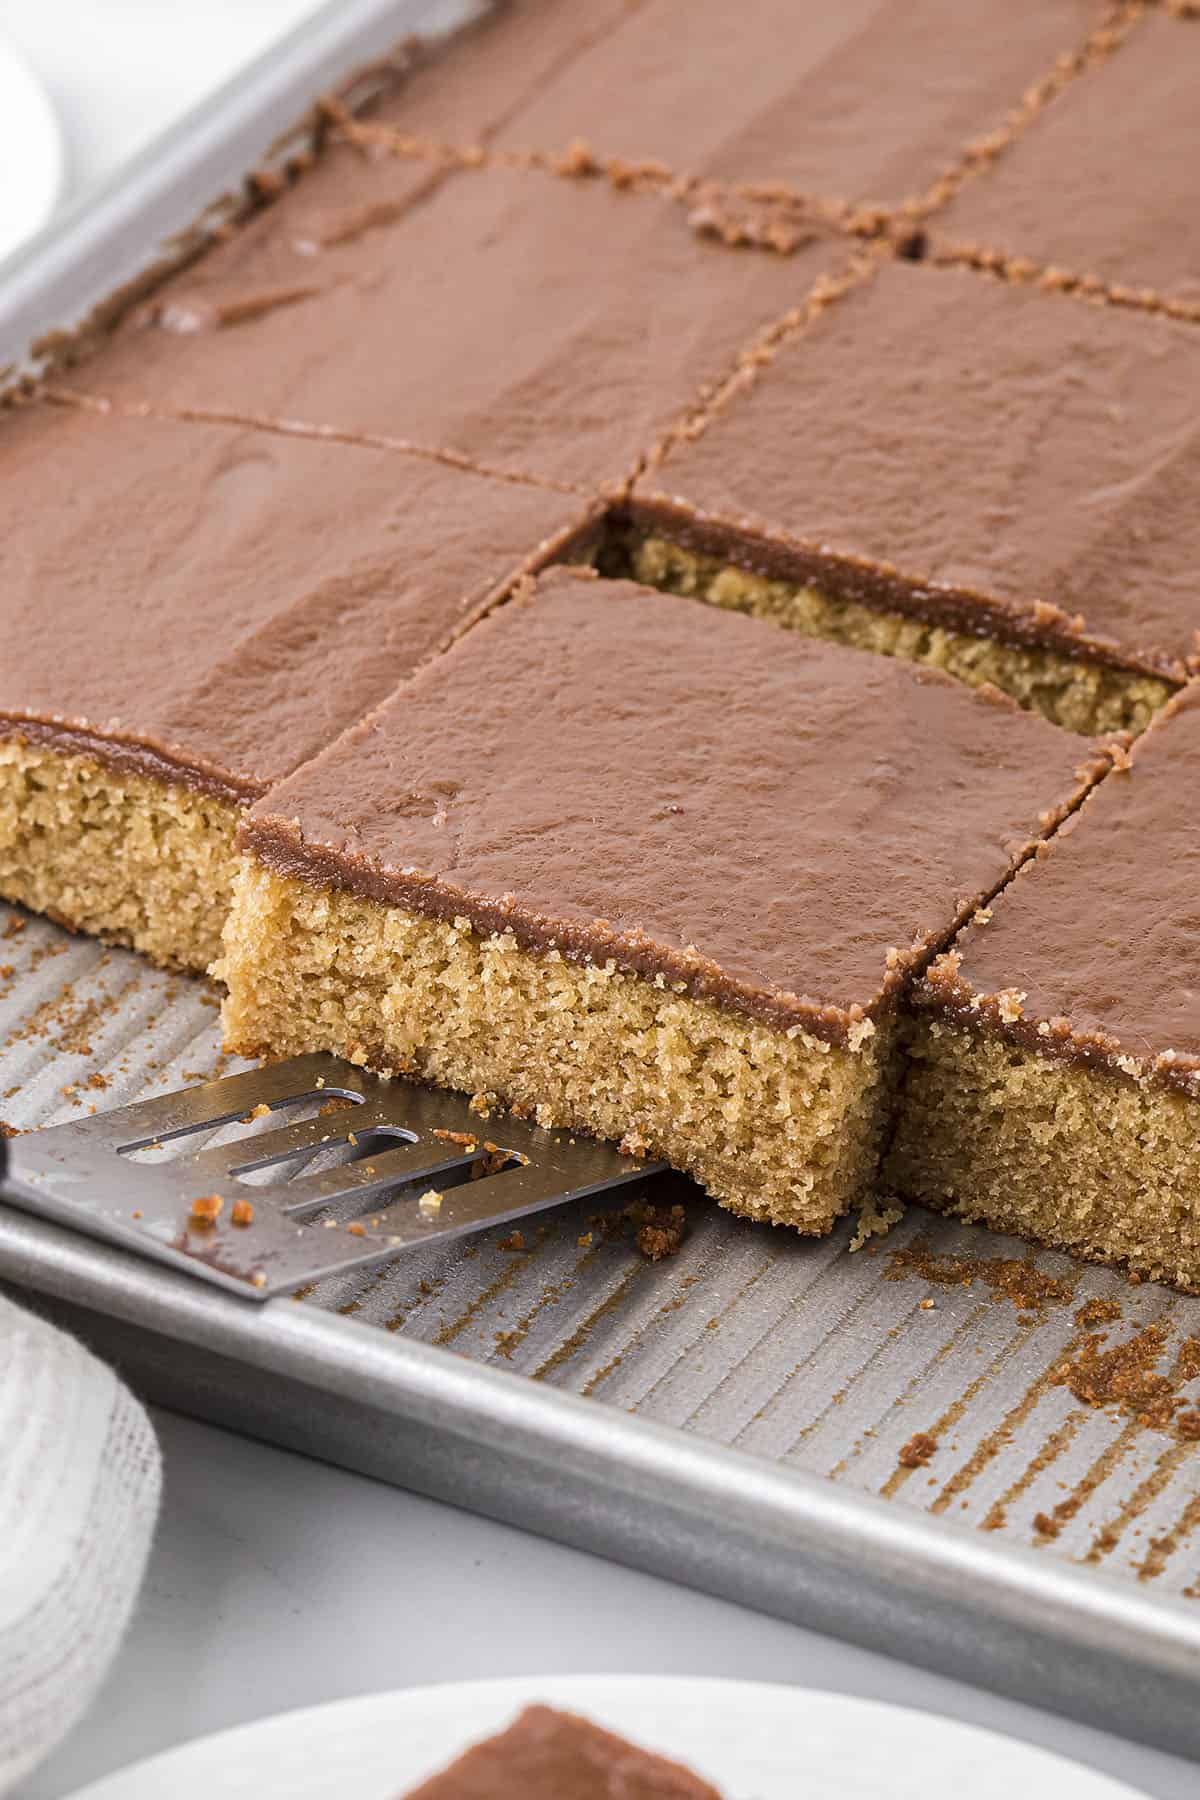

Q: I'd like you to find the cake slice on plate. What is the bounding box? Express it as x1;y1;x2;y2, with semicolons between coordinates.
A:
399;1703;722;1798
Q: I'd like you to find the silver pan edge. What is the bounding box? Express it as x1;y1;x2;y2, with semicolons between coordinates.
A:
5;1208;1200;1760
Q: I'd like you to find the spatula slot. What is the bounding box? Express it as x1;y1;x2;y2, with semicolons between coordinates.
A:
118;1087;366;1163
230;1123;419;1188
3;1053;665;1298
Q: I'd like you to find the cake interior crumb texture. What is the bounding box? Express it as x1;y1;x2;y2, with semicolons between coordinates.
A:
627;534;1171;737
887;1018;1200;1293
0;742;239;972
220;862;897;1235
887;687;1200;1293
220;572;1107;1236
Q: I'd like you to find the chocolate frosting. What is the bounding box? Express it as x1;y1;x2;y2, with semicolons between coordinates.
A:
918;685;1200;1091
0;404;593;797
935;11;1200;311
367;0;646;149
245;571;1108;1040
54;170;830;495
490;0;1104;210
403;1703;722;1799
635;261;1200;677
38;1;646;376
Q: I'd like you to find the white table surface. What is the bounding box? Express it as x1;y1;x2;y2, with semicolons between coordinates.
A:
20;1408;1200;1800
4;8;1199;1797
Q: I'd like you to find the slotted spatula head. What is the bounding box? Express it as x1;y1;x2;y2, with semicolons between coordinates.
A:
0;1054;665;1299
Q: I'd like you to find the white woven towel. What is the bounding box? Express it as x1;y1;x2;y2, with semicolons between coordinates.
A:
0;1294;160;1793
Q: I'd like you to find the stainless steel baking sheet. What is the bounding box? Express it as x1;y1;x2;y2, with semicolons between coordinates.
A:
4;0;1200;1761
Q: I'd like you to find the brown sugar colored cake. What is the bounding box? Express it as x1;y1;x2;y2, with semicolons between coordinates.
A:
399;1704;723;1798
888;687;1200;1293
628;260;1200;735
0;404;593;971
220;571;1110;1233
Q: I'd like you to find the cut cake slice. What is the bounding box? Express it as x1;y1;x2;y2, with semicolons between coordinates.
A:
221;570;1110;1232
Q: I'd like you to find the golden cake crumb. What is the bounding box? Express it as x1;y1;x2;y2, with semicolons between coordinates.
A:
0;740;240;971
628;534;1171;736
898;1431;939;1468
887;1017;1200;1293
219;865;898;1233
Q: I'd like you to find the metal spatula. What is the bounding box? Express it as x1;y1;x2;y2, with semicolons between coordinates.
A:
0;1054;666;1300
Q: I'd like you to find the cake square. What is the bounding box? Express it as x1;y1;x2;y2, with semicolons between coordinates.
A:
488;0;1108;216
51;169;837;494
221;570;1109;1234
932;10;1200;315
888;685;1200;1293
0;403;594;970
399;1704;722;1799
629;259;1200;735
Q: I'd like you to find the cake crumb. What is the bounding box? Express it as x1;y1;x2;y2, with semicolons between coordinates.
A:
499;1230;526;1252
0;1120;19;1138
590;1198;688;1261
849;1192;904;1251
898;1431;938;1468
419;1189;444;1216
189;1193;223;1225
1052;1323;1188;1432
887;1237;1073;1314
231;1198;255;1227
240;1102;272;1123
1074;1296;1122;1329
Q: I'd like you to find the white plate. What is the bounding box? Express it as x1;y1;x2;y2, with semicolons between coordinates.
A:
64;1675;1148;1800
0;34;63;263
